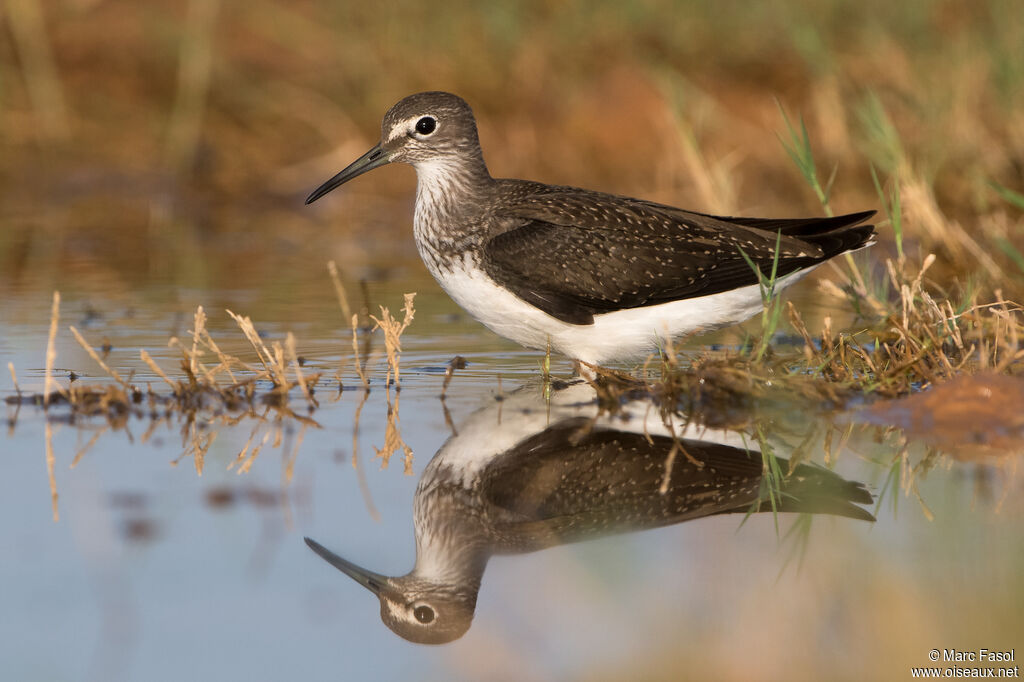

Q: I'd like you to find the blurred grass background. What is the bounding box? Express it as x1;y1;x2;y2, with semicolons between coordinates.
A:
1;0;1022;293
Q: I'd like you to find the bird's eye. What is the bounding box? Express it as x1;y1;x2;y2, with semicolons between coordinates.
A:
415;117;436;135
413;605;435;624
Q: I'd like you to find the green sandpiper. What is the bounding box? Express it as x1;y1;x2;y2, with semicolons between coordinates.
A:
306;92;875;366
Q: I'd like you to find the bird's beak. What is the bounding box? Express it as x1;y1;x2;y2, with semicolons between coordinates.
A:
305;143;390;204
304;537;393;597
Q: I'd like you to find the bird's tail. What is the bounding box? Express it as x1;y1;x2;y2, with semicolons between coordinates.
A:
721;209;877;258
766;462;876;522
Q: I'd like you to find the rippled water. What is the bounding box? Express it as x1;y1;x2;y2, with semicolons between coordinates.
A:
1;250;1021;682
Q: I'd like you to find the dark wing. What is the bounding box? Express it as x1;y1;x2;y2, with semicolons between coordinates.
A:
480;420;766;551
479;418;873;552
481;190;874;324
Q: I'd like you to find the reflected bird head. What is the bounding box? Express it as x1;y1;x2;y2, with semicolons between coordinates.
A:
304;537;476;645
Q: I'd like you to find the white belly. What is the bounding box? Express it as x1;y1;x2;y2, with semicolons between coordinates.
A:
431;256;815;365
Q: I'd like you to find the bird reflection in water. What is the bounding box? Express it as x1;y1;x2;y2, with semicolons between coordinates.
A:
305;381;873;644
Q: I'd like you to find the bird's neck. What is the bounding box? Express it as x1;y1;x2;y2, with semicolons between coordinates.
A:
409;476;492;588
410;521;491;596
412;154;493;268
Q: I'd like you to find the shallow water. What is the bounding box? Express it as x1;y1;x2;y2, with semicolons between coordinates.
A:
1;247;1021;682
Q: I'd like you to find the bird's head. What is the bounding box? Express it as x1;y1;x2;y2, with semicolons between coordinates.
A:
304;536;477;645
305;91;483;204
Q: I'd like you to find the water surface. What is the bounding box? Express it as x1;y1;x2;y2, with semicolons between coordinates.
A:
1;244;1021;682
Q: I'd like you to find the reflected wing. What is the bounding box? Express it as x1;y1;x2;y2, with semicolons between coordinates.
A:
480;419;873;552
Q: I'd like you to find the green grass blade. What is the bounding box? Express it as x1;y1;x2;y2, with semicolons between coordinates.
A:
776;99;832;215
995;238;1024;274
990;180;1024;211
870;164;904;259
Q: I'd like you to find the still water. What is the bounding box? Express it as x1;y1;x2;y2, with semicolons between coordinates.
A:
1;250;1021;681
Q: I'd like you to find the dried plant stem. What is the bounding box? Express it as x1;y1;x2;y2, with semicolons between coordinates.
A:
542;338;552;384
440;355;467;399
191;422;209;475
189;306;208;379
229;424;261;471
283;423;307;484
226;310;278;380
440;398;457;436
45;421;59;521
369;293;416;391
238;431;271;474
140;350;178;389
659;441;679;495
351;314;369;388
199;328;240;382
328;261;353;322
13;305;334;483
70;428;106;468
8;362;21;397
70;326;128;387
43;291;61;406
286;332;315;406
373;390;414;473
349;388;381;520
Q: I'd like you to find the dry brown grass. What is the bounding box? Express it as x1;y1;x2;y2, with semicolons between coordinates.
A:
8;296;325;477
369;292;416;392
6;283;428;520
